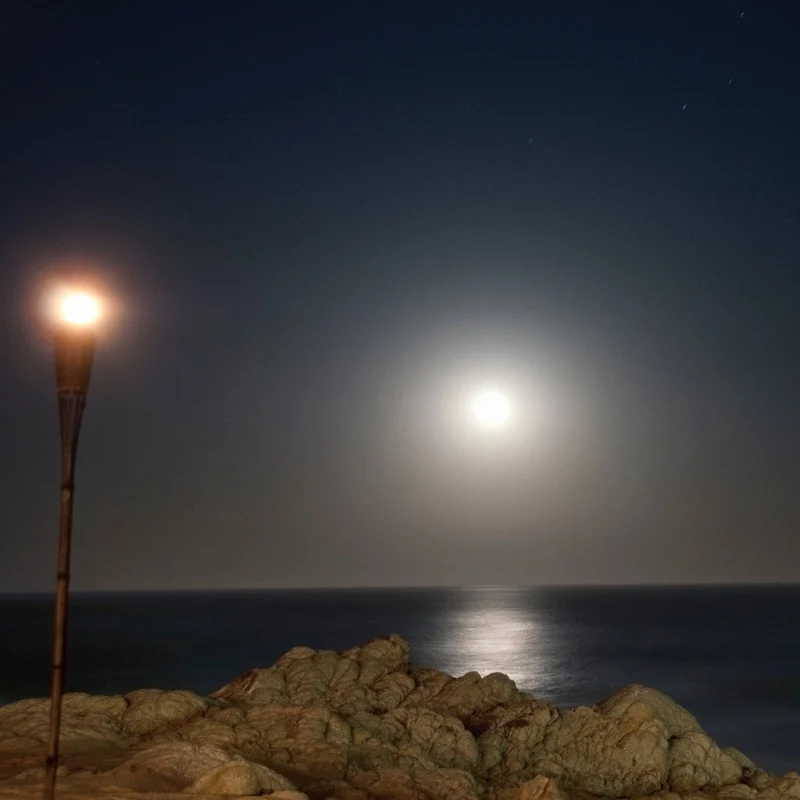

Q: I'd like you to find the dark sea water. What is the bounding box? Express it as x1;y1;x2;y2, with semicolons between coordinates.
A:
1;586;798;774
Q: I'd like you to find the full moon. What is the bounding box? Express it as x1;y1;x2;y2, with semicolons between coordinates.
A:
469;390;512;429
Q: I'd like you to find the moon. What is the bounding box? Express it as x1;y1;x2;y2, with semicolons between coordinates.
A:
469;390;512;429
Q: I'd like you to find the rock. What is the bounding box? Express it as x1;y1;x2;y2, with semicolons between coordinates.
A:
515;775;569;800
0;635;792;800
11;764;71;781
295;778;372;799
186;762;261;795
745;769;775;790
412;766;482;800
211;635;413;718
123;688;208;736
668;731;743;791
474;698;560;786
248;762;301;793
717;784;758;799
0;693;128;744
115;741;234;788
267;793;310;800
758;775;800;800
151;703;353;779
371;672;418;714
350;766;481;800
640;792;683;800
155;711;245;750
0;734;44;752
531;704;670;796
339;637;412;683
403;669;525;725
724;747;759;771
347;706;480;773
238;704;352;779
185;759;301;795
597;684;705;738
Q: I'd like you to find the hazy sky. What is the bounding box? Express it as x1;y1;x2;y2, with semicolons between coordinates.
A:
1;1;799;591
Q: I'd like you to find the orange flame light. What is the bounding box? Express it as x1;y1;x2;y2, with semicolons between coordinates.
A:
59;291;100;326
44;286;103;330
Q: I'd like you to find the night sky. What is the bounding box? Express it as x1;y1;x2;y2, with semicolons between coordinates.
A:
1;2;799;591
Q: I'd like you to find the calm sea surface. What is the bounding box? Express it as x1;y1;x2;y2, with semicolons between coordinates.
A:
0;586;798;773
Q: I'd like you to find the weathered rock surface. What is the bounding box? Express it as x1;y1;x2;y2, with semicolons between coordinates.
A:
532;703;670;796
668;731;743;792
186;762;262;796
0;635;795;800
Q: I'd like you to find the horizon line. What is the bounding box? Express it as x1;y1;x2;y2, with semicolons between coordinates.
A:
2;580;799;597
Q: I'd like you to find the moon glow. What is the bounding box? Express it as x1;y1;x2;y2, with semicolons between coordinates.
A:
469;390;512;429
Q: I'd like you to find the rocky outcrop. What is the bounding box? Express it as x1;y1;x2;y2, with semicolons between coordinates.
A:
668;731;743;792
532;703;670;796
474;697;559;786
0;688;210;747
0;635;796;800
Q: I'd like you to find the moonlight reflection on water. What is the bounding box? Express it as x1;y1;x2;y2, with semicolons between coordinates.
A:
430;587;566;700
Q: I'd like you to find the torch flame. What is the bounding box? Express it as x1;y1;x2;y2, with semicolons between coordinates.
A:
52;290;102;328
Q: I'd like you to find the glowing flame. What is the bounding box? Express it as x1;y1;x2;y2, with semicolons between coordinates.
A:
52;290;102;327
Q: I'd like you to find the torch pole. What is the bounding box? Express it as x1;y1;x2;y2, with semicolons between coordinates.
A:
43;331;94;800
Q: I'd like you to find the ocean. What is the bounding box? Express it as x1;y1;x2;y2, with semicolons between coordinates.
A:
0;585;798;774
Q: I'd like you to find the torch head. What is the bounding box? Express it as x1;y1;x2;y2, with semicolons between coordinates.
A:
54;328;95;395
49;289;102;395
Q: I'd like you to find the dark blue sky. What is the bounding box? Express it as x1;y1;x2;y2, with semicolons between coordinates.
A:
1;1;799;589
